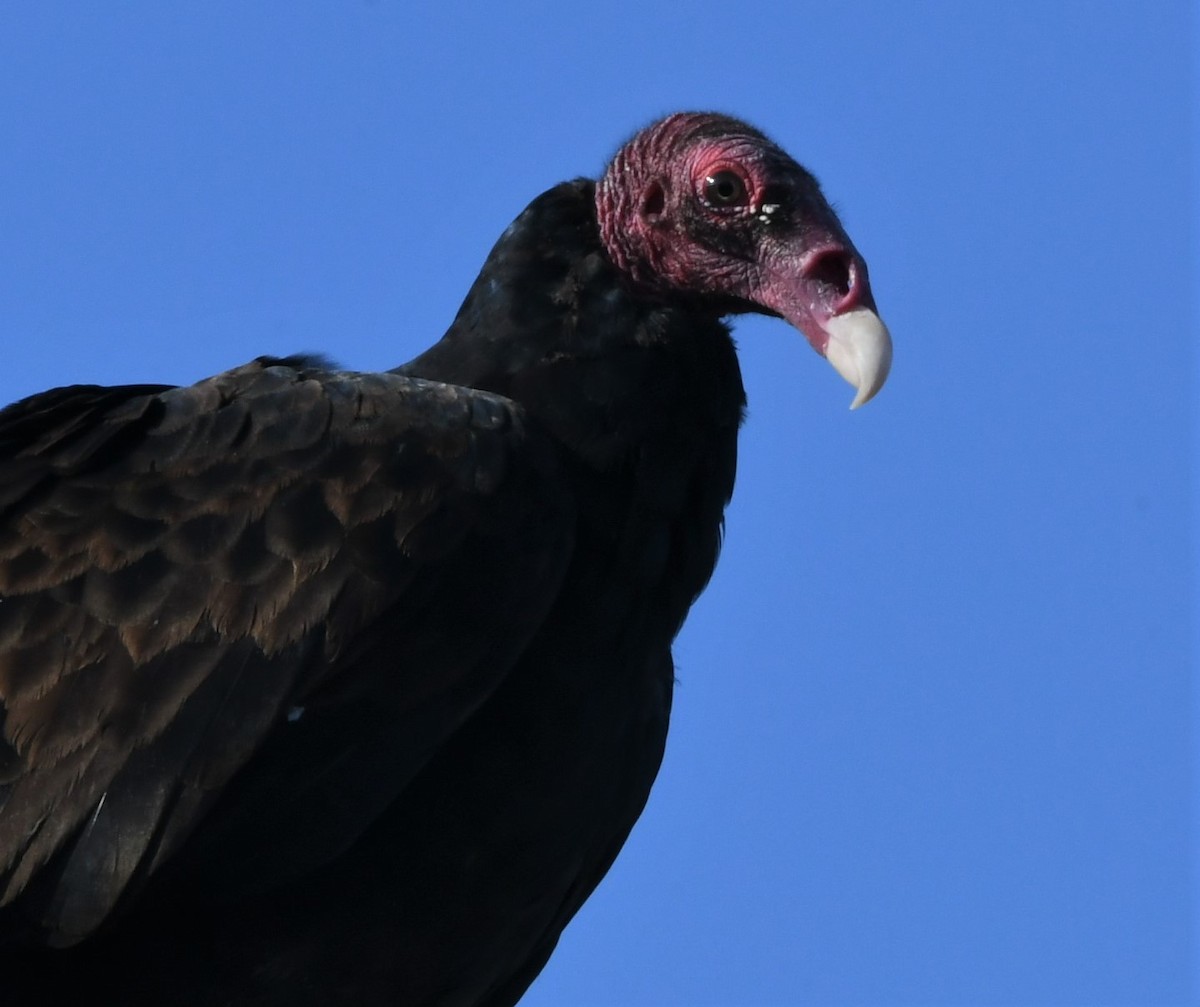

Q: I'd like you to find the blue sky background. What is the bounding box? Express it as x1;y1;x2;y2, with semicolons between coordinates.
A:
0;3;1194;1005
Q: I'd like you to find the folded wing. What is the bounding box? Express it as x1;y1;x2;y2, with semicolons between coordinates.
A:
0;356;575;946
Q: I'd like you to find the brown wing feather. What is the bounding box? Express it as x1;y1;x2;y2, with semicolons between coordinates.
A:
0;357;575;945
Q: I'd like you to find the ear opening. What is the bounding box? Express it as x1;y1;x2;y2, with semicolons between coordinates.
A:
640;182;665;219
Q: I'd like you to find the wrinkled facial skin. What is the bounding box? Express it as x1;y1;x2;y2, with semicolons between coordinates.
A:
597;113;891;407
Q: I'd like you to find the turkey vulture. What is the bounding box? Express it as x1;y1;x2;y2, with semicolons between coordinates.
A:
0;113;890;1005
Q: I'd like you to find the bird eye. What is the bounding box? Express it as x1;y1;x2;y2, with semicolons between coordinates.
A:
703;170;748;207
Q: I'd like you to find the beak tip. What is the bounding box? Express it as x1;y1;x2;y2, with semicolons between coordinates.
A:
824;308;892;410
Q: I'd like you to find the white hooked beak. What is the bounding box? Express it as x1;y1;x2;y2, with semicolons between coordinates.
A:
823;307;893;409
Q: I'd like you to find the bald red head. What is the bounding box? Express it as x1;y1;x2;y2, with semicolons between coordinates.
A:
596;112;891;407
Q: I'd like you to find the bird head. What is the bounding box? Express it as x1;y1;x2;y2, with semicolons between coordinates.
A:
596;113;891;408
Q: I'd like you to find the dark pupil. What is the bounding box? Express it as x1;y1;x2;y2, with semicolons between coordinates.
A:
705;171;744;205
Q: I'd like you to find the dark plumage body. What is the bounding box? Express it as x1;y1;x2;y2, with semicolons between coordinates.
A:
0;115;889;1004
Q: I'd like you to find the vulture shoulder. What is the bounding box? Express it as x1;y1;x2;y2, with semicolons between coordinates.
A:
0;355;575;947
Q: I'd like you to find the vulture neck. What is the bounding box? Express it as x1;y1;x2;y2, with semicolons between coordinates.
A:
399;179;747;470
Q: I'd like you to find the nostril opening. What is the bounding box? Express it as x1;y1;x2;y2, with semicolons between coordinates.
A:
807;252;853;298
